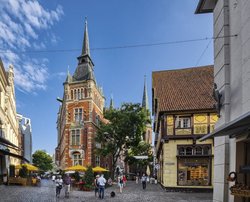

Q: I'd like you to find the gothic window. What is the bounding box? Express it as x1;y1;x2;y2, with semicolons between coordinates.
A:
71;129;80;145
71;90;73;100
74;108;83;123
95;156;100;166
81;89;84;99
74;89;77;100
78;89;81;100
72;152;82;165
84;88;88;98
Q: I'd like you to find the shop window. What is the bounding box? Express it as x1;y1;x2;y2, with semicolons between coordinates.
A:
178;158;210;186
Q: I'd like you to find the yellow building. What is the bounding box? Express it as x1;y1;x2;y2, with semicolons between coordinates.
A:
152;66;217;190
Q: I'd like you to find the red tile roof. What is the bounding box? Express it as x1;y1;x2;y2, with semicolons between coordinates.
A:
152;65;215;112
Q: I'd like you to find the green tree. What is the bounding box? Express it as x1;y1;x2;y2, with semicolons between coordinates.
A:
125;141;153;173
96;103;148;177
32;150;53;171
83;166;94;189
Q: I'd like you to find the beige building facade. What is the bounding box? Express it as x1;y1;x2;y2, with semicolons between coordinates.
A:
152;66;217;190
0;60;22;184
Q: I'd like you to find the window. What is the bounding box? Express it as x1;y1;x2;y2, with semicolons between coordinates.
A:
71;129;80;145
179;147;185;155
71;90;73;100
186;147;193;155
77;89;81;100
178;158;210;186
203;146;211;155
95;156;100;166
72;152;82;165
176;117;191;128
81;89;84;99
74;108;83;123
84;88;88;98
195;146;203;155
74;89;77;100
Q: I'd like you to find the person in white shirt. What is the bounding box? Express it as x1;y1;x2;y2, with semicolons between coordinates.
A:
97;174;106;199
55;175;63;198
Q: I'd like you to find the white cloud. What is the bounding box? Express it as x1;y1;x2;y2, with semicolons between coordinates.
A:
0;0;64;93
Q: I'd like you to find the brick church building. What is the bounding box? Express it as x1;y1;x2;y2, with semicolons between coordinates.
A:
55;20;110;170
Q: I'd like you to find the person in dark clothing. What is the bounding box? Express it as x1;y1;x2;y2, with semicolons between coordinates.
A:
141;173;147;189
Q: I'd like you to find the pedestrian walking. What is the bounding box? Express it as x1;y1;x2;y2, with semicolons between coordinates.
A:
118;176;124;193
141;173;147;190
122;175;127;187
97;174;106;199
135;173;139;184
63;174;71;198
55;175;63;198
94;175;100;197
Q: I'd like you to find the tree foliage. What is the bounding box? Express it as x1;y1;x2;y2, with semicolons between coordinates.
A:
32;150;53;171
125;141;153;169
95;103;148;176
83;166;94;189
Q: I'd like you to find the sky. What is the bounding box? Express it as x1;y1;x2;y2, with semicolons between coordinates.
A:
0;0;213;155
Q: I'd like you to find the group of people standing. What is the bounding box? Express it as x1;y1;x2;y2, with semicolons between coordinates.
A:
54;174;72;198
94;174;107;199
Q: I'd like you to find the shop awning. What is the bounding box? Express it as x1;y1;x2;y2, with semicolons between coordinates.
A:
0;149;29;163
200;111;250;141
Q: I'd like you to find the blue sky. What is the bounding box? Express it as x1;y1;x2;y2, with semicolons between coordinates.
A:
0;0;213;155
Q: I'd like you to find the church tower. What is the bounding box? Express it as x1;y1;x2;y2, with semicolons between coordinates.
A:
142;76;152;145
56;20;108;169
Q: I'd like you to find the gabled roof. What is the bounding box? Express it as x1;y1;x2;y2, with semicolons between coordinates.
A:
152;65;215;112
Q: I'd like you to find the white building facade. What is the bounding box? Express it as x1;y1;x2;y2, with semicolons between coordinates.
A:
196;0;250;202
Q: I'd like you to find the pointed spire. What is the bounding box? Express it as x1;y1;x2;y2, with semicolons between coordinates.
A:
82;17;90;56
142;75;149;110
110;94;114;109
65;65;72;83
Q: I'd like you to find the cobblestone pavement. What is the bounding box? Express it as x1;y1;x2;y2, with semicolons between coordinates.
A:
0;179;212;202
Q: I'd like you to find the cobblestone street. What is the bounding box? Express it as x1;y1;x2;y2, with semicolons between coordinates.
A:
0;179;212;202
